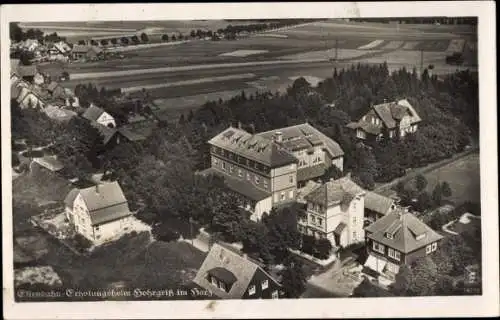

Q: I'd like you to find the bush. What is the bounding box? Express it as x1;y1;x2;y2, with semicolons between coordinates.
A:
152;223;180;242
12;153;20;166
315;238;333;259
74;234;92;251
300;235;333;260
301;234;316;255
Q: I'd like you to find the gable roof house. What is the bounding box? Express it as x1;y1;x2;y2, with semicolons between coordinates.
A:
347;99;422;141
193;243;285;299
256;123;344;183
71;45;103;61
363;209;444;283
46;81;67;99
82;105;116;128
301;174;366;248
364;191;397;222
64;181;135;244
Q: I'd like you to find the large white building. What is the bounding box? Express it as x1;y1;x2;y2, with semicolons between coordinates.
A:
299;175;366;248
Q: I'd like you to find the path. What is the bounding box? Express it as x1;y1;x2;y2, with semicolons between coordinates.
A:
374;147;479;195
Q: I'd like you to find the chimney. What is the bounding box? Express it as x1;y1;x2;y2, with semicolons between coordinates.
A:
238;121;242;129
274;131;283;143
95;183;100;194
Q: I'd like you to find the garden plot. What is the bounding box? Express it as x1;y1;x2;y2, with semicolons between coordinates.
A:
219;49;269;57
352;49;447;65
402;41;421;50
382;40;404;50
280;48;379;61
254;33;288;38
358;40;385;50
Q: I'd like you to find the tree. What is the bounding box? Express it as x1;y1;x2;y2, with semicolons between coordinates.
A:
131;35;140;44
161;34;169;42
315;238;333;259
415;191;432;212
190;30;196;38
10;22;24;42
171;34;177;41
55;117;104;179
121;37;129;45
279;255;308;298
432;183;443;206
441;181;452;198
390;264;413;296
210;193;247;242
110;38;118;45
406;257;439;296
140;32;149;43
415;174;428;192
240;222;273;264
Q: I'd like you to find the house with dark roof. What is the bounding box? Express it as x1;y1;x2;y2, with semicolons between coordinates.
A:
202;126;298;221
257;123;344;185
71;45;103;61
364;191;397;222
300;174;366;249
346;99;422;141
46;81;66;100
201;123;344;221
82;105;116;128
64;181;134;244
193;243;285;299
363;209;444;283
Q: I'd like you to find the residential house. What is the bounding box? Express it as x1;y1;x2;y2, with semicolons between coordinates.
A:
82;105;116;128
363;209;444;282
47;81;67;100
90;121;118;147
71;45;102;61
201;123;344;221
193;243;286;299
64;181;135;244
18;65;38;83
364;191;397;223
256;123;344;186
201;126;298;221
48;41;71;61
300;174;366;249
17;86;48;109
346;99;422;141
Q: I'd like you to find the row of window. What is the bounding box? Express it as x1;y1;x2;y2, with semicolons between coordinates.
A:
363;115;381;126
426;242;438;254
214;158;270;189
310;215;324;227
247;280;279;298
298;157;323;168
212;147;271;173
373;242;402;261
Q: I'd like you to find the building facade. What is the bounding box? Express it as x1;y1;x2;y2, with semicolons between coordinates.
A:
299;175;366;249
82;105;117;128
346;99;422;141
203;123;344;221
64;181;134;244
193;243;285;299
363;210;444;282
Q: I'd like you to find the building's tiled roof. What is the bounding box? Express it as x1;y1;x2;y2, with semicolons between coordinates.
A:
365;191;395;216
33;155;64;172
296;163;327;182
47;81;60;92
372;99;421;129
346;121;382;135
10;59;20;74
198;168;271;201
65;181;132;226
257;123;344;158
82;105;105;121
117;120;156;142
208;127;297;168
334;222;347;235
18;65;38;77
365;210;443;253
297;180;322;202
305;175;365;207
193;243;281;299
90;121;117;145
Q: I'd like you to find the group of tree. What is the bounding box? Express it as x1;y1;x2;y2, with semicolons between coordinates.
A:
10;22;66;43
396;175;453;213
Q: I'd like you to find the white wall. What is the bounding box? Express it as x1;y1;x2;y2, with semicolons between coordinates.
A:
250;196;273;222
92;216;134;243
71;194;94;240
96;111;116;128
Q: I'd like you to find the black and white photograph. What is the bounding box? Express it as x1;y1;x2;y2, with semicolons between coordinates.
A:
2;2;498;319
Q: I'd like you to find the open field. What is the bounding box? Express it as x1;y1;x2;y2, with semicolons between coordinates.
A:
411;152;480;205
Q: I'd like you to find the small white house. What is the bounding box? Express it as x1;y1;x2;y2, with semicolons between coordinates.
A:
64;181;135;244
82;104;116;128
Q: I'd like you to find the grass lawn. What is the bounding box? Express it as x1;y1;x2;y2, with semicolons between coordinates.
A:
419;152;480;205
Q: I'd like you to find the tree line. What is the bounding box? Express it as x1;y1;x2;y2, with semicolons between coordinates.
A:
10;22;66;43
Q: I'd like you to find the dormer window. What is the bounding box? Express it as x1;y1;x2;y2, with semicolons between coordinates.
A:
261;279;269;290
248;285;256;296
385;232;394;239
416;233;426;241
